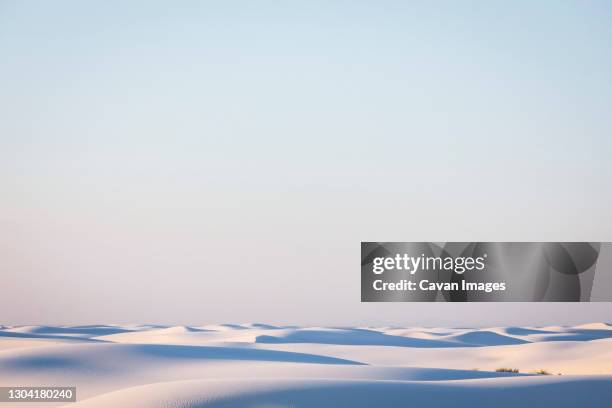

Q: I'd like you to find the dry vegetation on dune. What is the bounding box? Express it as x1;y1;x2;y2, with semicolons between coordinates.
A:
495;368;520;373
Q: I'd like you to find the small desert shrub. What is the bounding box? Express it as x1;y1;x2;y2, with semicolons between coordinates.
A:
533;369;552;375
495;368;519;373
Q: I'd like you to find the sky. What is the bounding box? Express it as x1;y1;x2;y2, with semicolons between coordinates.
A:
1;0;611;327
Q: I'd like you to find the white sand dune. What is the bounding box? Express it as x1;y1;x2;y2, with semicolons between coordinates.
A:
255;327;466;347
435;330;529;346
2;325;133;339
67;377;612;408
1;323;611;407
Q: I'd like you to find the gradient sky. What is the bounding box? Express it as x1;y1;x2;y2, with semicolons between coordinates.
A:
1;1;611;326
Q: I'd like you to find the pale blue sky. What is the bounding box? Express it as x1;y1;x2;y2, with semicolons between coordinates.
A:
1;1;611;326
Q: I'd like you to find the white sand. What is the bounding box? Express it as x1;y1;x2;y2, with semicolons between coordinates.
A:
0;323;611;407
